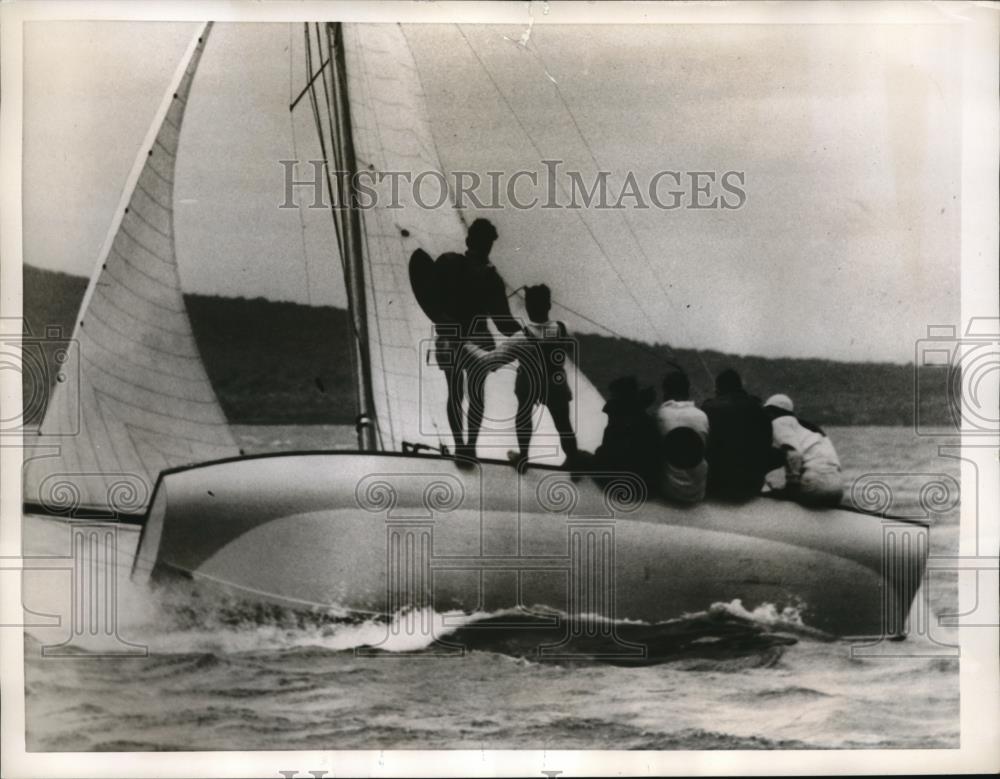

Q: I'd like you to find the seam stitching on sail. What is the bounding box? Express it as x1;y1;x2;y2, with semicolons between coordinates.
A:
92;286;191;337
82;308;200;361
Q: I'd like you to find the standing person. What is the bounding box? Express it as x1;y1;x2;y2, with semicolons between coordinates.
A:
432;218;520;457
463;284;578;466
763;394;844;506
700;368;772;500
654;370;710;504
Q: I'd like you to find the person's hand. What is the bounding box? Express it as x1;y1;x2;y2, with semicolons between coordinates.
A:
460;342;496;372
765;467;786;492
459;342;483;361
783;446;804;484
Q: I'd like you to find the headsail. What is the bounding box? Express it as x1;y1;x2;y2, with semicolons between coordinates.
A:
23;23;239;515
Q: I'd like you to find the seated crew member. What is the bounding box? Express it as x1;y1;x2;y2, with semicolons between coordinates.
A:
462;284;578;467
433;218;520;458
763;393;843;507
654;370;710;504
594;375;659;488
699;368;772;501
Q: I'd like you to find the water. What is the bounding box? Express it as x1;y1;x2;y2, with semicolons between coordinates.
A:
21;426;960;750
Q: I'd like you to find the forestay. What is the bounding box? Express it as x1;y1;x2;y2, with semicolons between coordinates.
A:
22;24;239;515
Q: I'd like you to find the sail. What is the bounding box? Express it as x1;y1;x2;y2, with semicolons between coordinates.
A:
23;23;239;515
341;24;606;460
338;24;456;453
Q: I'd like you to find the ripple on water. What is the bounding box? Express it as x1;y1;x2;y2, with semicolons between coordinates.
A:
731;685;833;703
21;427;961;751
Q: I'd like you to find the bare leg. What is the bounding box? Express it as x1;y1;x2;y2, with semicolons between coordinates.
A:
515;395;534;459
547;397;578;461
444;367;465;452
465;367;485;456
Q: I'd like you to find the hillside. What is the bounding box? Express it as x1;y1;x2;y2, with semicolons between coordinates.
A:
22;264;950;427
22;265;355;426
572;335;942;427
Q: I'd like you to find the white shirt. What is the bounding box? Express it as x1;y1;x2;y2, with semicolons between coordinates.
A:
654;400;710;503
770;415;841;475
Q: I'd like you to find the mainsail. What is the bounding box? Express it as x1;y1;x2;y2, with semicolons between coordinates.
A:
23;23;239;515
329;23;460;453
327;23;606;460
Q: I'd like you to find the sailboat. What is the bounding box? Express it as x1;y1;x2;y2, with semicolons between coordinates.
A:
23;22;928;641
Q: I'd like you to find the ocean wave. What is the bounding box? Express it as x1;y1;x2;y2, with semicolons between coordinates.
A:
701;599;836;640
79;576;837;668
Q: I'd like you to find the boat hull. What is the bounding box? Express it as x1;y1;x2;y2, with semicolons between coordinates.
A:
131;452;928;639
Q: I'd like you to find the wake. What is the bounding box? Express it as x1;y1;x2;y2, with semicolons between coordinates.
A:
71;579;811;669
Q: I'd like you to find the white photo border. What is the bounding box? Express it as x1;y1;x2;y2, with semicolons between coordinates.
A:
1;1;997;776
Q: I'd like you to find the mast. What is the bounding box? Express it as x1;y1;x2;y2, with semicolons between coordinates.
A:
303;22;378;450
331;23;378;450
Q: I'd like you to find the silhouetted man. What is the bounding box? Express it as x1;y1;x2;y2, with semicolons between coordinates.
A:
434;218;520;457
595;375;659;489
700;368;772;500
463;284;578;467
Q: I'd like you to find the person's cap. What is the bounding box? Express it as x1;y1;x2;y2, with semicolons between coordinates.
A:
606;376;657;412
608;375;639;399
764;393;794;412
468;218;499;243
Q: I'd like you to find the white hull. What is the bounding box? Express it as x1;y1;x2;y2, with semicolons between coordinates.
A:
130;451;928;639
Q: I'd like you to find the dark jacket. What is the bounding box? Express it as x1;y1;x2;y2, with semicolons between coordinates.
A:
434;252;519;347
595;388;659;488
701;390;773;500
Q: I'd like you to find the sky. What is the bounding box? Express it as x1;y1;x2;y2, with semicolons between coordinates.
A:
22;20;962;363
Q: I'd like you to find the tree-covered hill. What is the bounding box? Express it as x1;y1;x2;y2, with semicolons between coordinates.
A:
22;264;950;428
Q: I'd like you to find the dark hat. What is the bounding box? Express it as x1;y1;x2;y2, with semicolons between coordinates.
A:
715;368;743;394
467;218;498;244
604;376;656;413
524;284;551;309
608;375;639;398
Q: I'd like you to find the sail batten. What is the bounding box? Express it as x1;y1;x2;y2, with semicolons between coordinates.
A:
23;23;240;515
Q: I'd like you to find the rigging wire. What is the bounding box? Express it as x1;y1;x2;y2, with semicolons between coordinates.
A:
506;285;687;374
517;36;715;389
297;22;362;423
324;22;382;451
313;24;347;267
313;23;339;164
454;27;664;344
397;23;700;389
303;27;345;277
335;21;396;449
288;25;314;307
400;23;693;387
458;24;716;390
